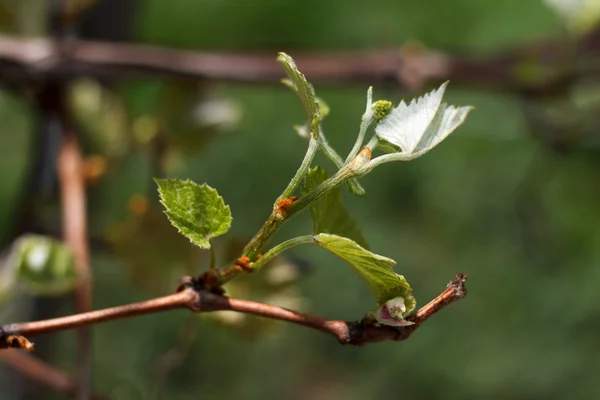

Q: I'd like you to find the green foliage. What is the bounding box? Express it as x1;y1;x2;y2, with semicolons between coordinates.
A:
10;234;76;295
277;52;321;137
314;233;415;310
156;178;232;249
156;54;469;320
375;82;473;158
302;166;368;249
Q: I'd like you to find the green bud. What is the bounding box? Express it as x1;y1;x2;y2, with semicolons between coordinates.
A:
371;100;393;120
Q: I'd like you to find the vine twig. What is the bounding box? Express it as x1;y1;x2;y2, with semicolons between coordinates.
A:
0;274;467;348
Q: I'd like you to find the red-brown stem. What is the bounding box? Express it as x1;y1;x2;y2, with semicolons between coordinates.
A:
0;351;108;400
58;131;93;399
412;273;468;324
2;289;198;338
201;292;351;340
1;275;467;347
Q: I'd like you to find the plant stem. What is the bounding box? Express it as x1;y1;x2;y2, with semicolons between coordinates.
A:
238;166;353;262
345;117;372;165
318;132;365;195
251;235;315;271
288;166;355;217
278;137;319;201
365;134;379;153
222;166;356;283
0;274;467;348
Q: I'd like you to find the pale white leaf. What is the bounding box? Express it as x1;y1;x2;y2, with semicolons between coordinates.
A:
414;103;473;156
375;82;448;154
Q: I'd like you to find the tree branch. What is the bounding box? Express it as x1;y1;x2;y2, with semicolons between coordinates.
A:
0;351;108;400
0;274;467;348
0;31;599;92
57;132;93;400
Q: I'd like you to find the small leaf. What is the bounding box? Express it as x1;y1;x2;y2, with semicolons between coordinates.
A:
303;167;369;249
155;178;232;249
375;82;472;157
314;233;415;311
10;235;76;295
277;52;320;137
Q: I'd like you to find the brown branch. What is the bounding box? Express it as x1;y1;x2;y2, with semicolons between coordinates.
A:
57;132;93;400
0;351;108;400
0;274;467;348
0;29;599;92
1;288;198;339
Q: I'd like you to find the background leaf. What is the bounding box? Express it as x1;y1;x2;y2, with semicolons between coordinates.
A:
10;234;76;296
303;166;369;249
156;178;232;249
314;233;415;310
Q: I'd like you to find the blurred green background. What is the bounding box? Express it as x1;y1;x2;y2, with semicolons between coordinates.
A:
2;0;600;399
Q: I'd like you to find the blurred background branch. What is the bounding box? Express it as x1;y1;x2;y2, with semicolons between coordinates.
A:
0;29;599;92
0;350;107;400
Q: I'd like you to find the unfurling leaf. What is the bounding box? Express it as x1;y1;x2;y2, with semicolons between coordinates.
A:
375;82;472;157
303;167;369;249
155;178;232;249
10;235;76;295
277;52;321;138
314;233;415;315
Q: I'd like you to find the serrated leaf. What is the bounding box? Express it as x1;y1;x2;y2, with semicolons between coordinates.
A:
314;233;415;310
10;235;76;295
277;52;320;138
303;166;368;249
375;82;472;157
155;178;232;249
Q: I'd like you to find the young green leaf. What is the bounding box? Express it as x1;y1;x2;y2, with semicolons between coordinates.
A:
314;233;415;312
155;178;232;249
277;52;321;137
375;82;473;158
279;53;365;196
303;166;369;249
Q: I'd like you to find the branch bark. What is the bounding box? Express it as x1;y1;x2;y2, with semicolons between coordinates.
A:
0;30;599;92
0;274;467;348
57;132;93;400
0;351;108;400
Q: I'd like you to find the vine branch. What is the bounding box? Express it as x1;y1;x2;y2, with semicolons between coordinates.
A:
1;274;467;348
0;351;108;400
0;29;599;92
57;131;93;400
